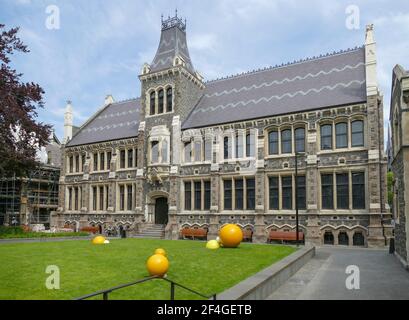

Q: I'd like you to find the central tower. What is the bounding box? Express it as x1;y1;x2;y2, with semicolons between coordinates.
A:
137;13;205;228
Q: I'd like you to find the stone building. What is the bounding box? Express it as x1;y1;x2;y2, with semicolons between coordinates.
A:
54;15;391;246
390;64;409;268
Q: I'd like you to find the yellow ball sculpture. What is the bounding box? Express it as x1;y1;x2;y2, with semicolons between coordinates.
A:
219;224;243;248
146;254;169;277
206;240;220;250
154;248;167;256
92;235;106;245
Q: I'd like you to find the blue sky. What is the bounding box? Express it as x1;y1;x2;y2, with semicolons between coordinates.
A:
1;0;409;146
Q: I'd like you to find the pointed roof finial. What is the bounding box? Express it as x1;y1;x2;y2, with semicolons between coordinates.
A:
175;8;178;17
161;14;163;23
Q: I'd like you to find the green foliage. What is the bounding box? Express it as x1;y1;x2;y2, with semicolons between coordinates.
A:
387;171;394;205
0;239;295;300
0;226;89;239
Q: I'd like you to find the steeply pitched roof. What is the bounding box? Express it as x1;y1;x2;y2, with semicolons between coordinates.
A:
150;16;194;73
67;98;141;147
182;47;366;129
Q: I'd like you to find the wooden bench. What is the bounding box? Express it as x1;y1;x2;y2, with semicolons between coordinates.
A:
268;230;304;244
180;228;208;240
242;229;253;242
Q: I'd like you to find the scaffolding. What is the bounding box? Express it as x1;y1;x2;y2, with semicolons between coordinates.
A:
0;164;60;227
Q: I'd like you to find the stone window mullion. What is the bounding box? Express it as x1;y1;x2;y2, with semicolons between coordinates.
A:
278;175;282;210
333;171;337;210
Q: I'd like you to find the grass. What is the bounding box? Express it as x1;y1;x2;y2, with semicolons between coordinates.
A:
0;238;296;300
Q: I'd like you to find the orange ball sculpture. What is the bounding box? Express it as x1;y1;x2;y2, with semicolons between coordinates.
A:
154;248;167;256
219;224;243;248
146;254;169;277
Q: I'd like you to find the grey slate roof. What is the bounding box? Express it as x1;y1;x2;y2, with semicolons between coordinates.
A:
182;47;366;129
67;98;141;147
150;24;195;73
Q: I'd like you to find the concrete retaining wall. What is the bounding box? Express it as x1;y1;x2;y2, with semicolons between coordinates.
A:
217;246;315;300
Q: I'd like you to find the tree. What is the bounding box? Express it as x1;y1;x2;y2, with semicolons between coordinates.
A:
0;24;51;177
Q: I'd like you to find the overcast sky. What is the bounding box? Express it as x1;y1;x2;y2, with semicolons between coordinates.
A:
2;0;409;146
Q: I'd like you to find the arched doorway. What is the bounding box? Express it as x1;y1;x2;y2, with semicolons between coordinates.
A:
324;231;334;245
155;197;168;225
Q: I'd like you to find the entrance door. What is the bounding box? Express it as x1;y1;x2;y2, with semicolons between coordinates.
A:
155;197;168;225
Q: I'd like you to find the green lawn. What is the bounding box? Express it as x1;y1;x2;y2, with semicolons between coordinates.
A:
0;238;296;300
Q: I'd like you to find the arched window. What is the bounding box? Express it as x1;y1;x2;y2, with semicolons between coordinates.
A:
324;231;334;245
166;88;173;112
295;127;305;153
321;124;333;150
268;130;278;155
281;129;292;154
335;122;348;148
224;136;231;160
338;232;349;246
158;89;164;114
353;232;365;246
150;92;155;115
351;120;364;147
246;132;255;157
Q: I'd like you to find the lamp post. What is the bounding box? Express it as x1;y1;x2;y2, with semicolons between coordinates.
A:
294;151;305;247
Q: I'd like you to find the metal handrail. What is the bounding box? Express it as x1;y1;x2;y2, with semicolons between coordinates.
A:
74;276;216;300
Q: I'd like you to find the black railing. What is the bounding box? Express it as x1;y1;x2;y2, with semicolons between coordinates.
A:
74;276;216;300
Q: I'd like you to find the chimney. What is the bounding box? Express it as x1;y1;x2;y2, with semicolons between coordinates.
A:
365;24;378;96
105;94;115;106
63;100;73;144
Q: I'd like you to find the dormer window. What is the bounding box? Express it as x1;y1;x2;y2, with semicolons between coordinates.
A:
184;141;192;163
166;88;173;112
151;141;159;163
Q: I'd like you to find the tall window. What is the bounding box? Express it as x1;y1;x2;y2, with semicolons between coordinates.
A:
161;140;168;163
204;139;212;161
295;127;305;153
352;172;365;209
81;154;86;172
184;142;192;163
68;187;72;210
158;89;164;114
246;178;255;210
166;88;173;112
282;176;292;209
105;186;109;210
194;181;201;210
107;151;112;170
269;177;279;210
150;91;155;115
119;185;125;211
93;153;98;171
224;136;231;160
336;122;348;148
74;187;79;210
236;133;243;158
194;141;202;162
120;150;126;168
224;180;232;210
185;182;191;210
246;132;255;157
204;181;211;210
321;124;333;150
151;141;159;163
321;174;334;209
100;153;105;171
336;173;349;209
75;154;80;172
127;185;133;211
235;179;244;210
281;129;292;154
92;186;97;211
99;186;104;211
297;176;306;210
268;131;278;155
127;149;133;168
351;120;364;147
69;156;74;173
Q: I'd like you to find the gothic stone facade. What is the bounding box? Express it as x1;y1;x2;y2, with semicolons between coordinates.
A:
54;17;392;247
390;65;409;267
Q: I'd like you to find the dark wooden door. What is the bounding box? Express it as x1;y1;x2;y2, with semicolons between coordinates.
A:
155;197;168;225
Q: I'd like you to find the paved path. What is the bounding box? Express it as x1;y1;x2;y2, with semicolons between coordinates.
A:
267;246;409;300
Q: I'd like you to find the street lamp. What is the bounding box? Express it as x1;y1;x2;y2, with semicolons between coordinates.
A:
294;151;305;247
